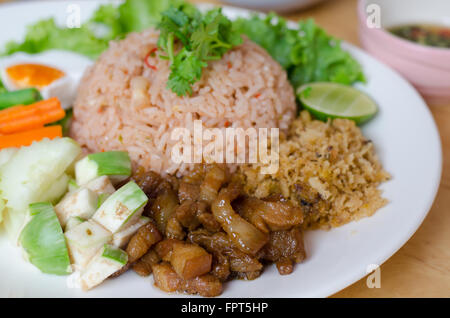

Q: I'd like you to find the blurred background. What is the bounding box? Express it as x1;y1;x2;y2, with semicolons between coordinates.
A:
0;0;448;298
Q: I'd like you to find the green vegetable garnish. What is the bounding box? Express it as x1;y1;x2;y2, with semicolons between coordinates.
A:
92;181;148;233
68;178;80;193
0;88;42;110
157;4;243;96
234;14;365;90
1;0;183;60
0;78;6;94
297;82;378;125
88;4;124;40
97;193;109;209
102;244;128;265
119;0;183;33
3;19;111;60
0;137;81;241
1;0;365;99
19;202;72;275
54;108;73;137
75;151;132;185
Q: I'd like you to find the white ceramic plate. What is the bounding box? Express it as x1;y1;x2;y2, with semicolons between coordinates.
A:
0;1;442;298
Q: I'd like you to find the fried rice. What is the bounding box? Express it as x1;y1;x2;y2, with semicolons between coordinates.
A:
70;29;296;176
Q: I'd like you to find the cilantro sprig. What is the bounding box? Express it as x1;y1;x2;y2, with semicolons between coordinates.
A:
157;4;243;96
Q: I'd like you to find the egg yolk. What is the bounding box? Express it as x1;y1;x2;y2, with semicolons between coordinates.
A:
6;64;65;89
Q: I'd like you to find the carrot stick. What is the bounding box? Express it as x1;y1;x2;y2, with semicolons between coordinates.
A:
0;97;60;121
0;125;62;149
0;97;65;134
0;104;26;118
0;108;64;134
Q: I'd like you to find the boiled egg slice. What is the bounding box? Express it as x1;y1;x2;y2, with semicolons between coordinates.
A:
4;63;66;89
0;50;93;109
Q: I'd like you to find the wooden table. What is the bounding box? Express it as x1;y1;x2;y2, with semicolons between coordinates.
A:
0;0;448;297
191;0;450;298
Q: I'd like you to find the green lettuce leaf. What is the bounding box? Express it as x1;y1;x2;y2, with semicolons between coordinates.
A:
88;3;125;40
119;0;183;33
3;19;110;59
233;14;365;90
1;0;181;60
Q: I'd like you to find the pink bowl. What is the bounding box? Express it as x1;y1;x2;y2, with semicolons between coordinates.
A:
357;0;450;104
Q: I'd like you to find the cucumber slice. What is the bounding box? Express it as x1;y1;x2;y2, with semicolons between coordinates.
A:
19;202;71;275
0;137;81;241
85;176;116;208
112;216;150;248
68;178;79;193
102;244;128;265
0;198;5;224
40;173;69;205
97;193;109;209
55;188;98;227
64;219;112;271
65;216;86;232
92;181;148;233
0;147;17;168
85;176;115;197
75;151;131;186
79;244;128;290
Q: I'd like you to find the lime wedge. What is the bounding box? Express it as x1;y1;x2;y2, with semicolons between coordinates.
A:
297;82;378;125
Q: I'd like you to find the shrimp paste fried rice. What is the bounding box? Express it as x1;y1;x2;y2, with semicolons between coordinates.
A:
70;29;296;176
